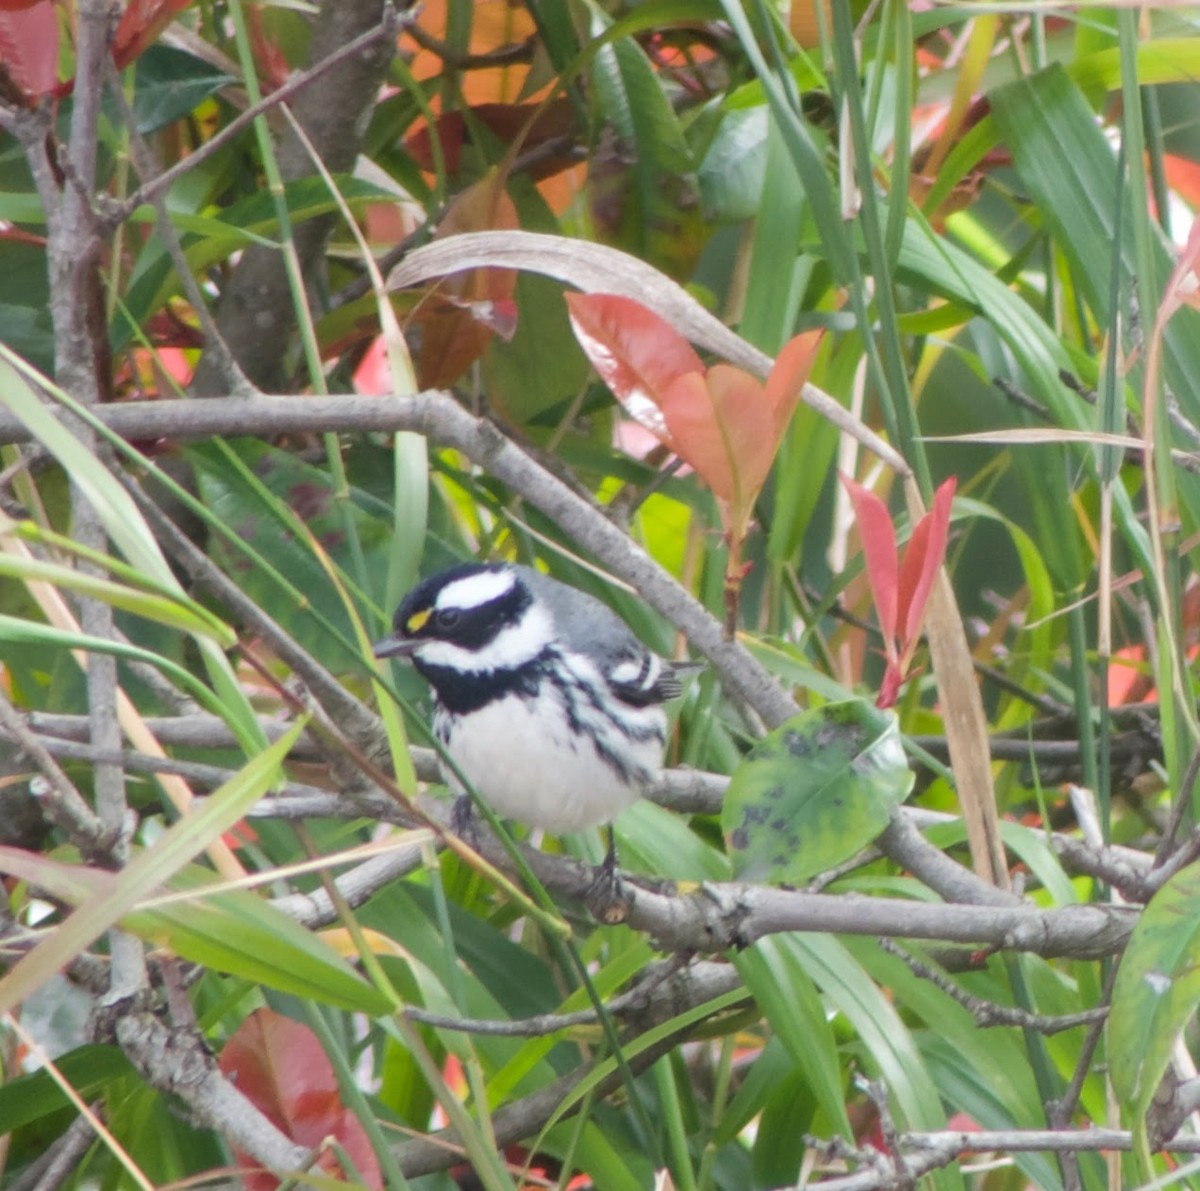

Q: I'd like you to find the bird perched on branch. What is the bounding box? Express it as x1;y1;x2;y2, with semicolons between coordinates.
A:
373;562;691;902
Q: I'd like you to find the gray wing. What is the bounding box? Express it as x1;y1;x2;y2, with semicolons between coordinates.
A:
518;567;687;706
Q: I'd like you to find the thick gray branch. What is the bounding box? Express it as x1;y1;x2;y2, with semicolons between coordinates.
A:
115;1014;310;1174
617;881;1135;960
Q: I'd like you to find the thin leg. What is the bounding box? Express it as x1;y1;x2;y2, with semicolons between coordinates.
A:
586;824;630;924
450;793;477;843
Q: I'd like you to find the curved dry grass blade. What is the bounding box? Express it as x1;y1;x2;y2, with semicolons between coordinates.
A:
388;230;909;477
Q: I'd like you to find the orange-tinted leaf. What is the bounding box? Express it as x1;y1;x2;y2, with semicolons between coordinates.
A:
0;2;58;97
897;476;956;655
764;328;824;438
218;1009;381;1191
1164;154;1200;210
660;365;777;534
244;3;290;91
842;475;899;654
415;172;519;387
566;292;703;446
112;0;194;70
657;370;733;504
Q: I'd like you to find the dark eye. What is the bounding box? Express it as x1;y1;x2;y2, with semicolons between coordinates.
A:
435;608;461;630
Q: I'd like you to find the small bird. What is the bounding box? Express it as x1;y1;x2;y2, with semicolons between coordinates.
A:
373;562;689;888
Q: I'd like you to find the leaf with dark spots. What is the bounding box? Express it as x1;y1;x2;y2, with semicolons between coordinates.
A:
721;699;913;884
784;731;810;758
288;481;332;521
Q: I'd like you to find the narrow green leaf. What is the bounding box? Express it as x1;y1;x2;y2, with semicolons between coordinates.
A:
736;939;851;1139
0;1045;133;1133
127;876;393;1014
0;550;233;644
0;352;176;588
0;615;232;720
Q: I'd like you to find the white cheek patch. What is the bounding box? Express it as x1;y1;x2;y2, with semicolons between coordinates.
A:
437;569;517;612
418;605;553;670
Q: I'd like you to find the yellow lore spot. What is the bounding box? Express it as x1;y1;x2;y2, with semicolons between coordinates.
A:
406;607;432;633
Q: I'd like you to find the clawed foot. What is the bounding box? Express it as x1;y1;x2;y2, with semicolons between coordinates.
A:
585;829;632;924
450;794;479;845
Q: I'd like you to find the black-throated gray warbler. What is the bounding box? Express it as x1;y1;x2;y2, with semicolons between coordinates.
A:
373;562;689;881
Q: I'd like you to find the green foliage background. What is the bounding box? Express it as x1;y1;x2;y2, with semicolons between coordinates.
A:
4;1;1200;1188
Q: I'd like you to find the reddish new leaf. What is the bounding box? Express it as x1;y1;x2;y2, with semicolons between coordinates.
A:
764;328;824;438
0;2;58;98
219;1009;381;1191
112;0;194;70
896;476;956;654
566;291;704;446
841;475;899;656
659;365;777;533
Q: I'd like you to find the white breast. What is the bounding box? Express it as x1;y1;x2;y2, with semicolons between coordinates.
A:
433;686;666;833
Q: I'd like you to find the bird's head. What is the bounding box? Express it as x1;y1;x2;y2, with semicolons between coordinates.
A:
373;563;552;673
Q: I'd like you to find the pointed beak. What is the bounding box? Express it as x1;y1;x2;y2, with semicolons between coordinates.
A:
372;633;419;661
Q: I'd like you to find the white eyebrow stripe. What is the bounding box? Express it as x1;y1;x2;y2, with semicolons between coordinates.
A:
437;569;516;610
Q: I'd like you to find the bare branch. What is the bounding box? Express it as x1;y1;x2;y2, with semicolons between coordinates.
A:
115;1013;310;1175
879;939;1107;1034
105;7;407;227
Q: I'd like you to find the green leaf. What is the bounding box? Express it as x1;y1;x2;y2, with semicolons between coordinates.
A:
0;547;234;645
0;1045;133;1133
1109;861;1200;1121
127;870;393;1014
127;45;235;134
735;938;851;1141
722;699;913;883
991;63;1200;434
189;438;395;673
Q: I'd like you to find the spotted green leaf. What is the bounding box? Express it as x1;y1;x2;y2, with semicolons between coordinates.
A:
722;699;913;883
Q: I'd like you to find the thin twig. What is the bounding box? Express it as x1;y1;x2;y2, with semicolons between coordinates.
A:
879;939;1107;1034
103;7;408;227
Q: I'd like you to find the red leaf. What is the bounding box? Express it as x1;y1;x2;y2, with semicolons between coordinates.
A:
896;476;956;657
219;1009;381;1191
764;328;824;438
111;0;194;71
841;475;899;655
660;364;777;534
0;2;58;97
565;292;704;447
